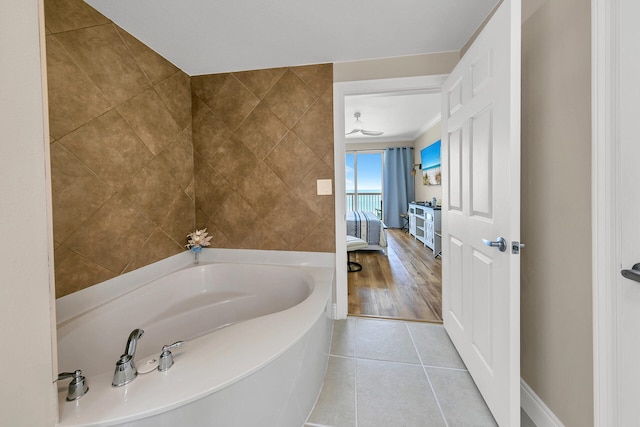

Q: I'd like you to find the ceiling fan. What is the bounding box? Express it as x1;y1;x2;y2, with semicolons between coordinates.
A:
345;112;384;136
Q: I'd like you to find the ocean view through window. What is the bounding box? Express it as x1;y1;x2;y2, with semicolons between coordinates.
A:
346;151;383;217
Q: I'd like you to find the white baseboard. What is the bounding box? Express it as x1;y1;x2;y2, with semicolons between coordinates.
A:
521;379;565;427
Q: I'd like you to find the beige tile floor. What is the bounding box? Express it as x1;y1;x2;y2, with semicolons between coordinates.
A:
306;317;536;427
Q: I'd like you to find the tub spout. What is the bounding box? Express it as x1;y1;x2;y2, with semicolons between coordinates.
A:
112;328;144;387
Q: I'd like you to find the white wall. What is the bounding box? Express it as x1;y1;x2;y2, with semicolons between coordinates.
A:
0;0;58;425
334;52;459;83
521;0;593;425
413;121;443;204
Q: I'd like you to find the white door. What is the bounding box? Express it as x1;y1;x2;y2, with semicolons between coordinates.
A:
440;1;521;426
607;0;640;423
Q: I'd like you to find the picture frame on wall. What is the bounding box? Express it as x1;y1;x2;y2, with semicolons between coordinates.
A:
420;140;441;186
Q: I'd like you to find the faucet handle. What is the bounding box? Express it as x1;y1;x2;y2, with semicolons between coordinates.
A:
158;341;185;372
57;370;89;401
165;340;185;350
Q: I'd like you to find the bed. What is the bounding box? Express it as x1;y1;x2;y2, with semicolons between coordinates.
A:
346;211;388;255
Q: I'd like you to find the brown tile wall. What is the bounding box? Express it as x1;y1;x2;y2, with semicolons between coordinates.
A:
191;65;335;252
45;1;335;298
45;0;194;297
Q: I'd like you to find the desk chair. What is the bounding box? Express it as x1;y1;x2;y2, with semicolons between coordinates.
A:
399;213;410;233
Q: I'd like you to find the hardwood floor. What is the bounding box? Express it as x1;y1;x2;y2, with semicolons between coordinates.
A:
348;228;442;323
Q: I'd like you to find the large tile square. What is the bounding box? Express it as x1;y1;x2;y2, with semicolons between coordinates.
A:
235;67;287;100
116;88;182;155
407;322;466;369
210;74;260;131
55;24;151;106
64;193;156;273
307;356;356;427
357;359;445;427
263;69;318;128
264;131;319;189
331;318;355;357
355;318;420;364
44;0;109;34
59;110;153;190
50;142;115;244
46;35;111;139
426;367;497;427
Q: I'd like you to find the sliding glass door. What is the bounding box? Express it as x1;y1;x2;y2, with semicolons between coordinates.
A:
346;151;384;218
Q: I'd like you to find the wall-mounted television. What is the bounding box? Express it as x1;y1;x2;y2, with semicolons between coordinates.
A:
420;139;441;186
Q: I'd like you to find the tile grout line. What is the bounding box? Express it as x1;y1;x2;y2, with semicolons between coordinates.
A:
339;353;468;371
328;353;355;360
422;364;468;372
406;322;450;427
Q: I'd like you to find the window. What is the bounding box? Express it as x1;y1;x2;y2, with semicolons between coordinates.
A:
346;151;383;217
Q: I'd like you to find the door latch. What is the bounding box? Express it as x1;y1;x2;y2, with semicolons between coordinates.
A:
511;241;525;254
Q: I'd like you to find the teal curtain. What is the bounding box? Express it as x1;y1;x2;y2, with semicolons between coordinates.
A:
383;147;415;228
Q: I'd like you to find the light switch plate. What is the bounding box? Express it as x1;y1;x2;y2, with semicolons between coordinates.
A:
316;179;332;195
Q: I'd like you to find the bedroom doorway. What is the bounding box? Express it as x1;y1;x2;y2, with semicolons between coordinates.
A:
335;75;447;323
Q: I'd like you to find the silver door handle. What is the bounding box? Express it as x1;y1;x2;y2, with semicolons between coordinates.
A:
482;237;507;252
621;263;640;283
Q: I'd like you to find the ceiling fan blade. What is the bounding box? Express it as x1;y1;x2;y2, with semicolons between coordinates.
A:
345;129;361;136
361;130;384;136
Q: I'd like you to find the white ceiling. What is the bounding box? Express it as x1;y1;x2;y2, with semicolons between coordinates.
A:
85;0;498;143
85;0;498;76
345;91;441;144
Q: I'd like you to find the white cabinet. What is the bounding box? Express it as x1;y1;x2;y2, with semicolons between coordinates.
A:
408;204;425;244
425;208;435;248
409;203;441;255
408;209;417;236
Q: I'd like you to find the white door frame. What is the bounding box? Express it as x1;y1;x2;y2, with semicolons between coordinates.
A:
592;0;619;424
332;75;447;319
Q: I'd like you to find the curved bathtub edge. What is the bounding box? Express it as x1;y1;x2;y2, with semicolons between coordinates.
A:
56;265;334;427
56;249;335;324
118;303;334;427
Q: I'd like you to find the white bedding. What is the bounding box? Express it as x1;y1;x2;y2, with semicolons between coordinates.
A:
346;211;387;252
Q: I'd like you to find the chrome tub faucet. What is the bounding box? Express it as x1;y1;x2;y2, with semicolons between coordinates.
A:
158;341;185;372
112;328;144;387
58;369;88;401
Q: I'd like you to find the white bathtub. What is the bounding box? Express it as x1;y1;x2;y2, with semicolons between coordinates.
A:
55;249;334;427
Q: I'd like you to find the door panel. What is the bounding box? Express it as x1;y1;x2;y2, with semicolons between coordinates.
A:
472;51;492;95
471;106;493;217
441;1;521;425
449;235;464;326
471;248;493;366
448;126;463;211
448;78;464;115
